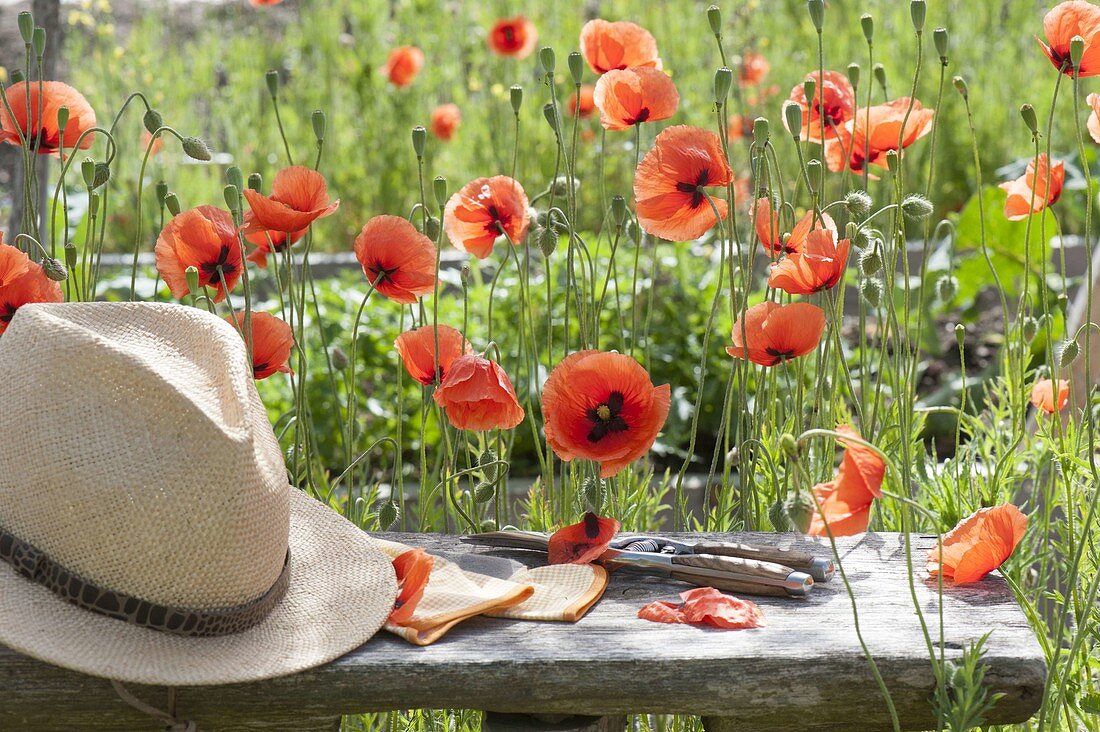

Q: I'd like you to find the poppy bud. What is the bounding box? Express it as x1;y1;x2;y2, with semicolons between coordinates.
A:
847;62;860;88
933;27;949;65
1020;104;1038;136
539;46;556;73
182;137;212;161
861;277;882;307
248;173;263;192
845;190;872;217
954;323;965;346
226;166;244;192
164;192;181;216
17;11;33;43
783;492;814;534
873;63;887;94
752;117;769;145
807;0;824;31
568;51;584;84
41;257;67;282
424;215;440;240
806;160;822;189
551;176;576;197
778;433;799;461
1059;339;1080;368
460;264;472;288
478;448;500;482
767;500;791;532
185;266;201;297
714;67;733;105
311;109;326;142
474;481;496;504
433;175;448;207
480;519;498;533
537;225;558;257
542;102;561;134
265;69;280;98
89;192;100;218
936;274;957;303
910;0;925;33
155;180;168;206
611;195;628;226
9;69;24;85
1021;317;1038;343
861;13;874;44
80;158;96;189
142;108;163;135
953;75;968;98
377;500;399;531
411;125;426;157
64;241;77;271
901;193;933;220
223;184;240;213
885;149;900;173
802;78;816;106
783;100;802;139
56;106;69;135
510;84;523;115
1071;35;1085;69
330;346;349;371
858;245;882;276
708;5;722;37
32;27;45;58
845;222;859;240
92;163;111;189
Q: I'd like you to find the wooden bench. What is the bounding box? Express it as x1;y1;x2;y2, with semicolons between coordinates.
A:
0;532;1046;731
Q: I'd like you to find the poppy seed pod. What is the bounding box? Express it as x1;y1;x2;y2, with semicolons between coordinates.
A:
802;78;816;107
17;11;32;43
1020;104;1038;135
807;0;824;31
32;26;45;58
539;46;556;73
934;27;949;65
80;158;96;189
226;166;244;192
783;100;802;139
64;241;77;271
707;5;722;36
40;257;67;282
954;323;965;346
873;63;887;93
542;102;561;134
143;108;163;135
182;137;212;161
311;109;326;142
185;266;201;297
910;0;926;33
411;126;426;157
56;106;69;136
611;195;628;226
248;173;262;192
223;185;240;213
847;62;860;88
568;51;584;84
752;117;769;145
861;14;874;44
714;67;733;104
164;192;181;216
1059;339;1080;368
953;75;968;98
861;277;882;307
806;159;822;184
433;175;448;208
89;192;100;218
265;69;280;98
510;84;523;114
1071;35;1085;69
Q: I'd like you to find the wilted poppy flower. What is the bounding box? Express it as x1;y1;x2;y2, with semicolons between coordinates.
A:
394;324;472;385
0;81;97;156
753;197;837;256
547;512;621;564
389;548;434;625
825;98;934;174
155;205;242;303
225;311;294;380
242;166;340;236
541;350;671;478
1038;1;1100;76
580;19;662;74
488;16;537;58
592;67;679;131
634;125;734;241
788;70;856;142
0;260;63;334
243;223;307;268
353;215;437;305
433;354;525;431
383;46;424;87
927;505;1028;584
638;587;765;629
1031;377;1070;413
807;426;886;537
738;52;769;87
727;301;825;367
567;84;596;118
1000;154;1065;221
443;176;530;259
767;229;851;295
430;103;461;141
0;239;31;288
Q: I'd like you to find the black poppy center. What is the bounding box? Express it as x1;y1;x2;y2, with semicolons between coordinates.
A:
0;305;16;324
200;245;237;284
582;512;601;539
587;390;629;443
503;27;516;44
625;108;651;126
26;126;59;154
765;347;796;361
675;169;712;209
487;205;511;236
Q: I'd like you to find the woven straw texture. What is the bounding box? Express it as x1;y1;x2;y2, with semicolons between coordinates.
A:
0;302;396;685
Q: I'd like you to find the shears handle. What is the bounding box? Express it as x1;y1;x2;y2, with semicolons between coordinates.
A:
692;540;834;582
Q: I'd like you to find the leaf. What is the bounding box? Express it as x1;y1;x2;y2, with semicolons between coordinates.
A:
377;500;399;530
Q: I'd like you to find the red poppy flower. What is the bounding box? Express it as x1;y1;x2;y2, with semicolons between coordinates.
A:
1038;1;1100;76
788;70;856;142
727;114;752;141
433;354;525;431
767;229;851;295
488;16;537;59
389;548;434;625
753;197;837;256
154;205;242;303
0;81;96;156
0;261;63;334
225;311;294;380
394;324;472;386
567;84;596;118
242;166;339;236
1000;154;1065;221
638;587;765;629
141;129;163;157
1031;377;1070;413
727;301;825;367
383;46;424;87
592;67;679;131
243;224;307;268
353;215;437;305
541;350;671;478
825;98;934;174
443;176;530;259
430;103;462;142
634;125;734;241
547;512;621;565
807;426;885;537
738;52;769;87
250;0;283;5
579;19;662;74
927;505;1028;585
0;238;31;288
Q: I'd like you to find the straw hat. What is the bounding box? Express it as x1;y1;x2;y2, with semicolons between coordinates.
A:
0;302;396;686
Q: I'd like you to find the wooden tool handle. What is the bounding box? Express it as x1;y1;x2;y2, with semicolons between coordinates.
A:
672;554;795;581
666;566;791;597
693;540;816;569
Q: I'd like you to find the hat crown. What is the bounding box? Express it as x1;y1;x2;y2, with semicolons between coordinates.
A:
0;302;289;610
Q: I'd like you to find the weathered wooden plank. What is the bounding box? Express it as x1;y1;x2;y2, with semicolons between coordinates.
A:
483;713;626;731
0;532;1045;731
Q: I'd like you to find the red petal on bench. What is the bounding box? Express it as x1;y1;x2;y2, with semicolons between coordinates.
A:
389;548;434;625
547;512;621;565
678;587;765;629
637;601;685;624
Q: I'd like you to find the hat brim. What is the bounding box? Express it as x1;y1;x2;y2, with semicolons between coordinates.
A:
0;487;396;686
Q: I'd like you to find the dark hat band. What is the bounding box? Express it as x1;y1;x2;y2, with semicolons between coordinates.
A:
0;526;290;637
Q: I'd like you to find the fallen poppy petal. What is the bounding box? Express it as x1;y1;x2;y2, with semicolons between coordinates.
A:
390;548;434;625
637;600;685;624
927;504;1028;584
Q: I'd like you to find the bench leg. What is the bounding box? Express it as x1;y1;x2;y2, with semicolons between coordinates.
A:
483;712;627;731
